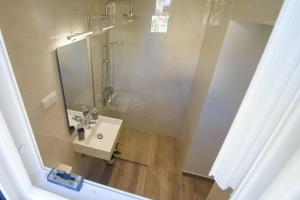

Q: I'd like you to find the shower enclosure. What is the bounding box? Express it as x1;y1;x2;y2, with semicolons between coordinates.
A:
88;1;122;107
88;0;209;137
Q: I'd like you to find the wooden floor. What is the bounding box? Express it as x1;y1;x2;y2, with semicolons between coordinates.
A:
86;130;213;200
116;129;154;166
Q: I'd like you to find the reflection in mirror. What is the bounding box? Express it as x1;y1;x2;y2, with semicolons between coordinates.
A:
56;39;94;129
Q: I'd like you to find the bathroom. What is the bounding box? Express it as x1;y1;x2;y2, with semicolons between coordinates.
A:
0;0;284;199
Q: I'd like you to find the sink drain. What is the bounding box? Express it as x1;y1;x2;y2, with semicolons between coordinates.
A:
97;133;103;139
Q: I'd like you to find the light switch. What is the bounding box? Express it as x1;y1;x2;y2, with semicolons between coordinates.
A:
41;91;58;111
49;91;58;103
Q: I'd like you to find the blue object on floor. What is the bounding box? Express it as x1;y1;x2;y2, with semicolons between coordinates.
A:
47;168;84;191
0;190;6;200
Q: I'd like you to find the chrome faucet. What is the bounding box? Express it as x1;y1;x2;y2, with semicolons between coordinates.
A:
84;119;97;129
72;115;82;122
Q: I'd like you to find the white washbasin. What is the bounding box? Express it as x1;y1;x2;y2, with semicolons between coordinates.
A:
72;115;123;160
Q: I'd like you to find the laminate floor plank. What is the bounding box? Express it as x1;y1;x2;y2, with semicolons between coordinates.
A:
87;129;213;200
116;128;154;166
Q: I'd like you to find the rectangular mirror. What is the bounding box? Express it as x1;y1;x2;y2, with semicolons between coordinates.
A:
56;39;94;130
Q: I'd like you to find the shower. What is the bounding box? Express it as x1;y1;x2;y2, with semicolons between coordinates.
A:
101;40;124;106
88;0;126;106
123;0;138;22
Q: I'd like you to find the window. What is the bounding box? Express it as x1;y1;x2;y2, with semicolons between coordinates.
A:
151;15;169;33
151;0;171;33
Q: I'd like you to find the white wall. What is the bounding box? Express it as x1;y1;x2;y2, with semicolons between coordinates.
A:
184;21;272;175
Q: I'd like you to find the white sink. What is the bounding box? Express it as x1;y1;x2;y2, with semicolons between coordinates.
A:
72;115;123;160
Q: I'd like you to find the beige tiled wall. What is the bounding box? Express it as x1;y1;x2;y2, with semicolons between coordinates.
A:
96;0;211;137
0;0;105;175
180;0;284;174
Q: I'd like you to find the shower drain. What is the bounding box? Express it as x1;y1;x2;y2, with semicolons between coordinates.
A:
97;133;103;140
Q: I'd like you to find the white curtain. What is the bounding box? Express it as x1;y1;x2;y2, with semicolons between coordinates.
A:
209;0;300;199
